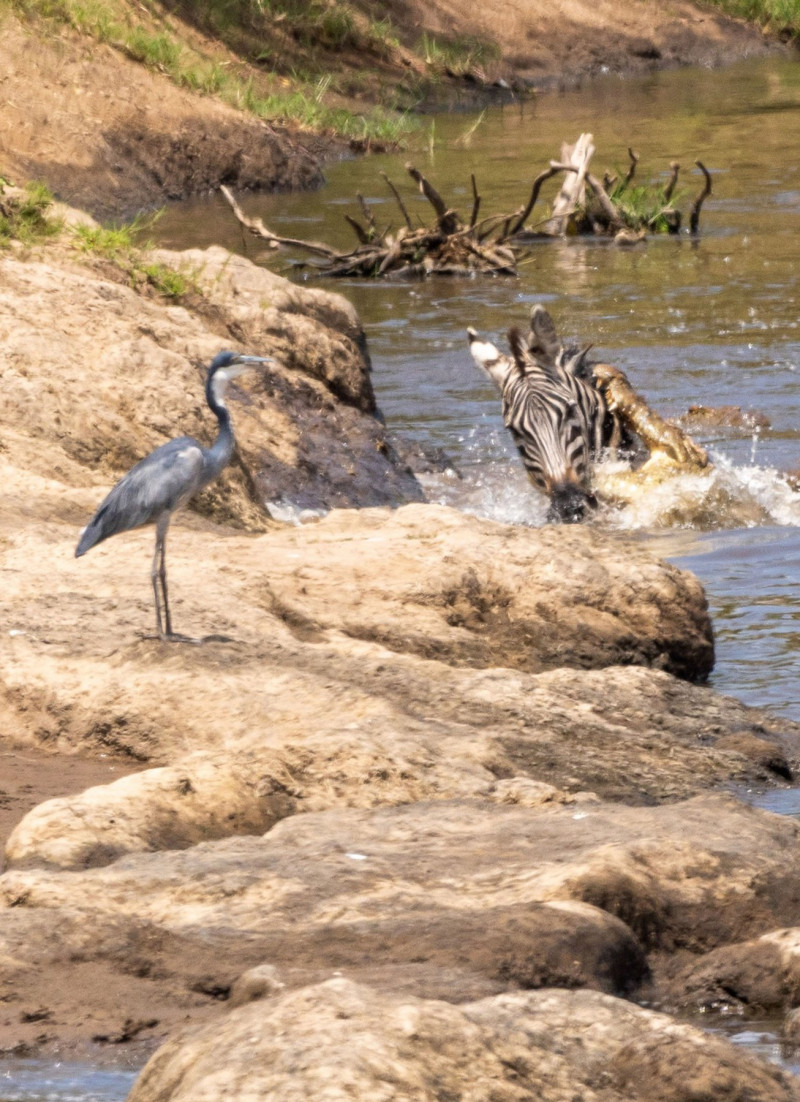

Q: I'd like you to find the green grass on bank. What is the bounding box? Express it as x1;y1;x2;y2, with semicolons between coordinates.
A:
418;31;502;75
0;180;63;245
702;0;800;36
0;180;197;297
2;0;418;141
72;214;201;296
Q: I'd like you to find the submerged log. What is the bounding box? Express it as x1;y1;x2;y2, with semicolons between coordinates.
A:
220;138;715;280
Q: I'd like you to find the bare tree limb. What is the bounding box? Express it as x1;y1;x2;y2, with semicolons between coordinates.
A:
380;171;413;230
664;161;680;202
220;185;339;258
508;165;564;237
406;163;461;234
469;174;481;230
555;164;624;228
622;147;639;189
221;139;714;280
344;215;370;245
356;193;377;238
690;161;712;235
585;173;625;228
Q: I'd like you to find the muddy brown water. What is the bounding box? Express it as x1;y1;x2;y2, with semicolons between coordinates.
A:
5;54;800;1100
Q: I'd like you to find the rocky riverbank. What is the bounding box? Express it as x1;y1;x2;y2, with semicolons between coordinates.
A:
2;235;800;1099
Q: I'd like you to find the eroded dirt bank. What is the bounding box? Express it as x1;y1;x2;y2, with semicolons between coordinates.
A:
0;1;780;219
2;236;800;1100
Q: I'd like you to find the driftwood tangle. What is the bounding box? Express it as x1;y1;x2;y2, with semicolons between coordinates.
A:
221;135;712;279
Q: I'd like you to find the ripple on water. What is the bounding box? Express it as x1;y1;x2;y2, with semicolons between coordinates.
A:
0;1060;138;1102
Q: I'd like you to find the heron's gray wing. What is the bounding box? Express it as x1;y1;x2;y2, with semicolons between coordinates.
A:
76;437;206;556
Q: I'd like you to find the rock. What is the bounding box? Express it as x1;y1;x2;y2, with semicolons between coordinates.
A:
244;503;715;681
5;793;800;1054
125;979;800;1102
154;247;374;412
3;496;799;871
4;758;298;870
10;484;800;872
665;928;800;1016
1;230;798;1081
784;1006;800;1042
229;964;285;1007
0;247;423;523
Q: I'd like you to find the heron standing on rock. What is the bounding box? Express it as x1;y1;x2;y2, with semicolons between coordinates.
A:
76;350;273;642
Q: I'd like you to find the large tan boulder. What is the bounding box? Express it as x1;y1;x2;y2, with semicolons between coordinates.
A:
7;492;798;873
4;793;800;1055
125;978;800;1102
0;248;422;524
665;927;800;1016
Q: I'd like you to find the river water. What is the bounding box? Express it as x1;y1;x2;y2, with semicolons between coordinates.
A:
5;53;800;1102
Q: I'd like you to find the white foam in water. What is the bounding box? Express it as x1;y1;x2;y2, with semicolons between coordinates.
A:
418;427;549;527
264;500;329;525
419;446;800;534
420;463;548;527
597;454;800;532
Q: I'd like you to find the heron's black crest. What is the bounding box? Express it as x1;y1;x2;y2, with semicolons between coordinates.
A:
209;350;239;372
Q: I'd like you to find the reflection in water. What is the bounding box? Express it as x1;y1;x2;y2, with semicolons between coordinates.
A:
708;1022;800;1078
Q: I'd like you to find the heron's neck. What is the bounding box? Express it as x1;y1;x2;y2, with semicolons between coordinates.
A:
204;373;237;482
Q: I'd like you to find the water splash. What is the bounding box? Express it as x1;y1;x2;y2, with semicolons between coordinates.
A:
420;462;548;527
418;427;548;527
421;451;800;533
596;456;800;531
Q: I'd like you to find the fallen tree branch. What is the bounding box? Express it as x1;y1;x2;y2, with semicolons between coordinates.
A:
508;165;565;238
381;171;414;230
690;161;712;235
664;161;680;203
220;137;716;280
469;174;481;230
623;147;639;189
220;185;339;259
406;163;460;234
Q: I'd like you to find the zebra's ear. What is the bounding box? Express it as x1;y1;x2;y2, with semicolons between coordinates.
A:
468;327;511;390
528;304;562;366
561;343;595;379
509;326;559;380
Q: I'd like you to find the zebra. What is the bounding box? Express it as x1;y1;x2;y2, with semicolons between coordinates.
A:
468;304;622;523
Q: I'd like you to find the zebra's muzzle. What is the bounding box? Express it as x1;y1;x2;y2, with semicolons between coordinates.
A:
546;482;598;524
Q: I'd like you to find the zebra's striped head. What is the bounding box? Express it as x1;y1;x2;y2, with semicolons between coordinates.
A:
467;316;610;524
506;326;600;523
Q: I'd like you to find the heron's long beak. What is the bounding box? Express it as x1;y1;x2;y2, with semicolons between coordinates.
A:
223;355;275;382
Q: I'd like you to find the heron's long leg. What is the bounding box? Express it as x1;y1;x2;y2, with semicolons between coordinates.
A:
148;513;207;644
152;513;172;640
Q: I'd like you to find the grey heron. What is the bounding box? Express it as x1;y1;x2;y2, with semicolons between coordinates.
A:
76;350;273;642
